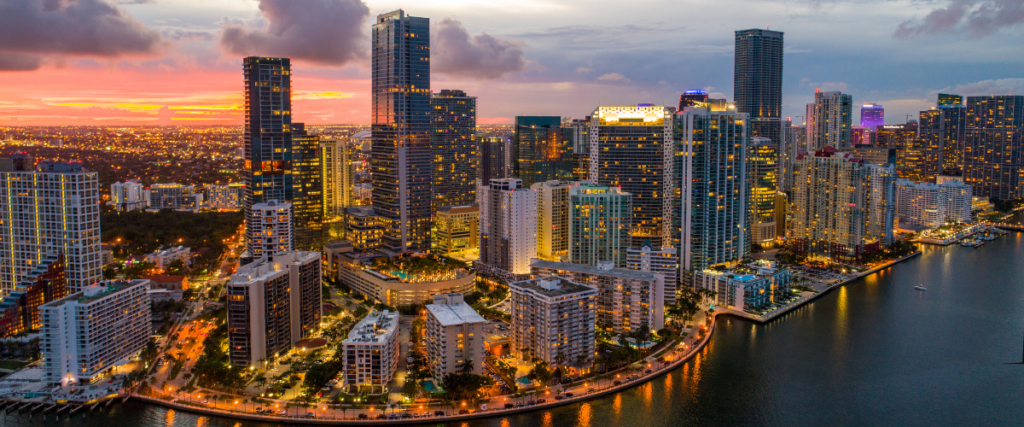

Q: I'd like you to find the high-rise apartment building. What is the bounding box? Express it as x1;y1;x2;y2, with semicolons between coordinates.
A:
748;136;778;245
204;183;245;210
568;182;631;267
371;10;432;254
568;118;591;181
789;148;896;261
937;93;963;107
0;158;101;293
508;276;596;368
779;120;805;193
734;29;784;147
290;123;324;251
590;105;674;248
514;116;572;188
895;179;973;227
962;96;1024;200
243;56;292;255
676;107;750;277
249;200;293;259
342;310;400;391
0;255;65;337
533;180;574;262
226;251;321;367
477;133;510;186
320;138;355;218
627;242;679;304
531;260;664;334
478;178;536;281
433;205;478;257
343;206;382;251
806;90;853;150
432;90;478;213
110;180;146;211
424;293;486;379
860;104;885;127
41;279;151;386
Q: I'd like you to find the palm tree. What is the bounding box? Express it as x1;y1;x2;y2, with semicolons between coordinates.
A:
460;359;475;374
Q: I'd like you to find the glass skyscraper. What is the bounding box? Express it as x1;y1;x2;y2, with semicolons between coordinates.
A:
430;89;477;213
860;103;884;127
513;116;572;188
371;10;431;254
748;136;778;246
243;56;292;256
476;133;508;186
734;29;784;148
291;123;324;251
963;96;1024;200
568;183;632;267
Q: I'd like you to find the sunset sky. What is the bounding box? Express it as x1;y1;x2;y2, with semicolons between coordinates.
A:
1;0;1023;126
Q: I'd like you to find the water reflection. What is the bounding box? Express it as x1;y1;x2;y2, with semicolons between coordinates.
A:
540;411;553;427
164;409;174;426
577;403;591;427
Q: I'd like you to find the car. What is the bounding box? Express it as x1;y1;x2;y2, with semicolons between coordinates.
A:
358;414;368;419
376;413;387;419
516;402;524;407
565;392;574;398
276;410;286;415
614;380;622;386
527;400;536;406
304;412;316;419
504;403;515;409
459;409;469;415
400;413;412;419
201;399;209;404
434;411;446;416
554;395;564;401
537;399;546;404
388;413;399;419
321;386;331;391
255;408;266;414
645;369;652;374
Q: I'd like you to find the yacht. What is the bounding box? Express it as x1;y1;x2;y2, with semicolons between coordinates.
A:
914;284;926;291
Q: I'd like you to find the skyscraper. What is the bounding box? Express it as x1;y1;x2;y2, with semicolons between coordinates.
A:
734;29;784;147
748;136;778;246
569;182;632;267
514;116;571;188
532;180;574;262
679;89;709;110
590;105;674;248
478;178;536;281
431;89;477;213
320;137;354;218
372;10;431;254
937;93;963;107
476;133;509;186
806;90;853;150
568;118;591;181
243;56;292;256
861;103;884;127
962;96;1024;200
291;123;324;251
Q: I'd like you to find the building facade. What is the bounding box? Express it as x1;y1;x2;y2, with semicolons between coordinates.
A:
626;243;678;305
320;138;355;219
734;29;784;148
962;96;1024;200
860;103;884;127
343;206;382;251
568;182;631;267
0;255;65;337
513;116;571;188
693;261;792;312
478;178;536;281
895;179;973;227
806;90;853;150
147;183;200;212
533;180;574;262
477;133;510;187
509;276;596;368
431;90;478;213
204;183;245;210
424;293;486;379
342;310;400;391
110;180;146;211
290;123;324;251
748;136;778;245
433;205;478;256
249;200;293;259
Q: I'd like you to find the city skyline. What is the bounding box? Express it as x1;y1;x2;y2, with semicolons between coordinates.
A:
0;0;1023;126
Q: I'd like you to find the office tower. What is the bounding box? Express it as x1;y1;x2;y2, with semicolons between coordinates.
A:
226;251;321;367
899;109;943;183
433;205;478;257
789;148;896;261
679;89;710;110
320;138;355;218
0;159;101;293
424;293;486;379
568;118;591;181
806;90;853;150
243;57;292;255
147;183;201;211
569;182;632;267
531;260;664;334
508;276;596;367
0;255;65;337
342;310;399;392
371;10;432;254
937;93;963;107
876;122;918;150
41;279;151;386
431;90;478;213
734;29;784;147
779;119;805;193
204;183;245;210
343;206;382;250
895;179;973;227
514;116;572;188
626;243;678;304
477;133;509;186
851;126;876;146
478;178;536;281
590;105;674;248
676;107;749;277
860;103;885;127
851;145;897;166
748;136;778;246
693;261;791;311
110;180;146;211
533;180;574;262
962;96;1024;200
290;123;325;251
250;200;293;259
936;103;968;175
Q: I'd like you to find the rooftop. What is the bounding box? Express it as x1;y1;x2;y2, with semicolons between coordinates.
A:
531;259;658;282
42;280;148;307
344;310;399;344
426;301;486;327
510;276;596;297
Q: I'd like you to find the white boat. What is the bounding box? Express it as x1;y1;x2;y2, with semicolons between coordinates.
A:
914;285;926;291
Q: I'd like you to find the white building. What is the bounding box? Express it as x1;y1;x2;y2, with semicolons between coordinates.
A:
508;276;596;368
478;178;536;282
530;260;664;334
627;243;679;305
144;246;190;270
692;261;792;312
532;180;575;262
424;293;486;380
40;280;151;386
110;180;146;211
895;179;973;227
341;310;400;392
0;159;102;293
146;183;202;212
321;138;355;218
805;90;853;150
204;183;244;210
250;200;293;259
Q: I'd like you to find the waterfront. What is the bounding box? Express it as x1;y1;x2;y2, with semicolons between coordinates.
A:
6;232;1024;426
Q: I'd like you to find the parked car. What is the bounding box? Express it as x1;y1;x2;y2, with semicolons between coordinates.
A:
358;414;368;419
434;411;446;416
459;409;469;415
565;392;575;398
504;403;515;409
614;380;622;386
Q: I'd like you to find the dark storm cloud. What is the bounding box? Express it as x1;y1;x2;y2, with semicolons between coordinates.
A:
895;0;1024;38
432;18;526;80
0;0;165;70
218;0;369;66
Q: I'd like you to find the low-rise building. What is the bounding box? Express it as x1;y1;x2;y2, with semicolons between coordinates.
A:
143;246;191;270
425;293;486;379
336;251;476;307
509;276;596;368
342;310;400;392
530;260;663;334
141;275;189;292
110;180;146;211
692;261;792;312
626;243;679;305
40;279;151;386
204;183;245;210
895;179;973;227
146;183;202;212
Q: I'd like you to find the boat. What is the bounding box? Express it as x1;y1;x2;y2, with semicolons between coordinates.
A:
914;285;926;291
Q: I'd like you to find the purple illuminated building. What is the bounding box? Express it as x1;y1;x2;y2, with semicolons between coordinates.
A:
861;103;884;128
679;89;709;110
